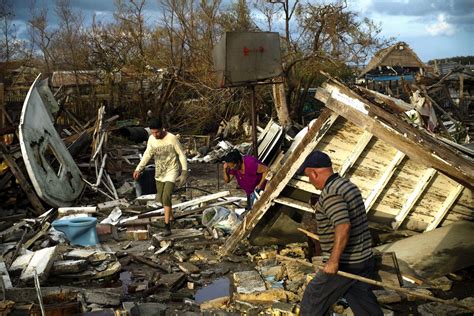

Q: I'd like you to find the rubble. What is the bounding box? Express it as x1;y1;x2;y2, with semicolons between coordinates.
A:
0;69;472;315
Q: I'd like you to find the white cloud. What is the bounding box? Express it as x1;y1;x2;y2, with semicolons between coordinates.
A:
426;14;456;36
347;0;373;14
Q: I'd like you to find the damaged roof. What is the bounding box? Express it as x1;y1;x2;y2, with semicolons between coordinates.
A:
360;42;425;77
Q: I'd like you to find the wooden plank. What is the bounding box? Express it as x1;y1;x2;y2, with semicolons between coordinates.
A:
274;197;314;213
339;131;373;177
287;178;321;194
425;184;464;232
23;223;51;249
221;109;339;255
392;168;437;230
0;143;45;215
121;191;231;224
316;79;474;190
364;151;405;213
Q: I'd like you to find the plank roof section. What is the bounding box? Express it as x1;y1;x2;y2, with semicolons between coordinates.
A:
316;75;474;190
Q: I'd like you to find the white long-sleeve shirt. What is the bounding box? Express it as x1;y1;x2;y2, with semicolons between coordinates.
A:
135;132;187;183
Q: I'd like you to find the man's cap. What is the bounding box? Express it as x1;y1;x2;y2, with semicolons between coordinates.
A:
297;150;332;175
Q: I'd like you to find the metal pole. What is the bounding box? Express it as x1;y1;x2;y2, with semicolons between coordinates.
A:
250;85;258;157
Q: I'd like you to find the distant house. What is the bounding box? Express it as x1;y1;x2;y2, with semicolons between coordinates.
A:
360;42;425;79
51;70;101;88
0;61;40;103
359;42;425;97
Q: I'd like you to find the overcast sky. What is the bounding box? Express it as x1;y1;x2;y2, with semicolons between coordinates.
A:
8;0;474;62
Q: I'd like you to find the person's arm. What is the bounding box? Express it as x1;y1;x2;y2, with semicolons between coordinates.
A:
173;137;188;173
322;194;351;275
324;223;350;274
174;137;188;186
223;163;234;183
133;137;154;179
256;163;268;190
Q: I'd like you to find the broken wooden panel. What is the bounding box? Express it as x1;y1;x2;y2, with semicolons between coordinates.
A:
309;78;473;231
391;168;437;230
401;174;465;231
275;112;470;231
231;76;473;253
319;81;474;189
18;75;84;207
369;158;426;221
347;138;400;200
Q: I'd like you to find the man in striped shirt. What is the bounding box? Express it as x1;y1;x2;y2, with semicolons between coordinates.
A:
298;151;382;316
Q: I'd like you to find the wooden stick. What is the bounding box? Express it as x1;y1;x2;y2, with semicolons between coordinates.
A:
276;254;474;312
297;228;320;240
336;270;474;312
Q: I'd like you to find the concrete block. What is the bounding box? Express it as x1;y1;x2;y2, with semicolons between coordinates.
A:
126;229;149;241
51;260;88;274
9;253;34;275
0;261;12;289
234;288;288;303
260;265;284;279
97;199;130;211
178;262;200;275
84;288;122;306
430;276;453;291
200;296;230;311
373;290;403;304
233;270;266;294
190;250;220;263
20;246;57;283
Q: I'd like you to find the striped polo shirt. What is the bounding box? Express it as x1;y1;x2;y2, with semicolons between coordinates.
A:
312;173;373;264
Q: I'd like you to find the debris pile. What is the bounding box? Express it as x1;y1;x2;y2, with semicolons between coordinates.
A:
0;66;473;315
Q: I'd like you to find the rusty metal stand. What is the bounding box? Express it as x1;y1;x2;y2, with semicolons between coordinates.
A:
249;85;258;157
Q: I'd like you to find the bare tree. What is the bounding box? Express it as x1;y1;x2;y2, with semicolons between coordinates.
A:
0;0;20;62
113;0;150;115
52;0;89;111
252;0;391;125
28;2;56;74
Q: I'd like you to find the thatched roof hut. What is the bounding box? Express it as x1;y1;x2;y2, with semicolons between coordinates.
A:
360;42;425;78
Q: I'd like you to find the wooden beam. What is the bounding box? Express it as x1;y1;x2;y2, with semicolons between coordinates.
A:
0;143;45;215
364;151;405;213
425;184;464;232
221;109;339;255
316;79;474;190
287;178;321;194
391;168;437;230
356;86;413;112
120;191;231;224
339;131;373;177
274;197;314;213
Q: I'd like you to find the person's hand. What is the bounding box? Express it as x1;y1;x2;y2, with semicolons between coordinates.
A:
176;170;188;187
133;170;141;180
223;162;228;170
323;259;339;275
